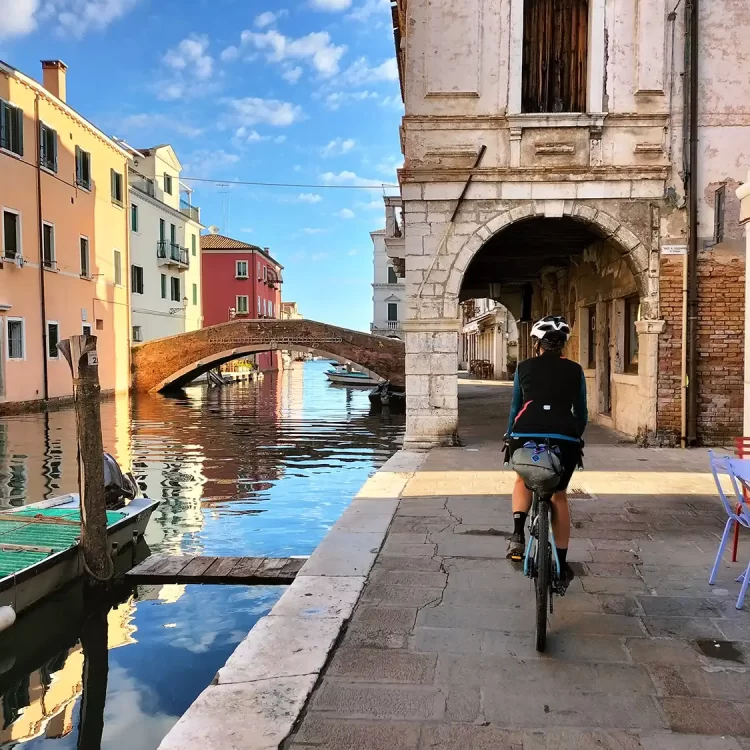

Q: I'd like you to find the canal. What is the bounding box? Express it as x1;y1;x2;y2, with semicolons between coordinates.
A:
0;361;404;749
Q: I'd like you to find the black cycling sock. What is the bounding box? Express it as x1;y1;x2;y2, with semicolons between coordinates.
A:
513;512;527;538
557;547;568;567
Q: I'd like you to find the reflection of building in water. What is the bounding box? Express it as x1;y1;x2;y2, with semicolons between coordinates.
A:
0;598;136;746
281;361;305;418
0;396;132;508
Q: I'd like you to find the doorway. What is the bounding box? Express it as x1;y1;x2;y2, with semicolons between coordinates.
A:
602;302;611;416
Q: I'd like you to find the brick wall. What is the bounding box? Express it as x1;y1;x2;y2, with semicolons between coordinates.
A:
657;249;745;445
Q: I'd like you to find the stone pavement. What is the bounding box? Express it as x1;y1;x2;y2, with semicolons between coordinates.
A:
283;384;750;749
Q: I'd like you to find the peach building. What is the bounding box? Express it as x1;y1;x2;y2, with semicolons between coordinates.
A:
0;59;132;409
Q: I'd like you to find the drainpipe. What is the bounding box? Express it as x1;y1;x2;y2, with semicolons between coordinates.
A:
35;94;50;403
684;0;699;446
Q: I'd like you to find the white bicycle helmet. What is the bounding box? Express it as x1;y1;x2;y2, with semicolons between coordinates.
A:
530;315;571;342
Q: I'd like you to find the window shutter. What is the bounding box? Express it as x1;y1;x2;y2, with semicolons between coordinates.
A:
110;169;115;197
0;102;7;150
38;122;44;163
16;108;23;156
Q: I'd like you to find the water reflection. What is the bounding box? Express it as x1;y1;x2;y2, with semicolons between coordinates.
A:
0;362;403;748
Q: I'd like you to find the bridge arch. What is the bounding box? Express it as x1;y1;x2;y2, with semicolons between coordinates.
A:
131;319;405;393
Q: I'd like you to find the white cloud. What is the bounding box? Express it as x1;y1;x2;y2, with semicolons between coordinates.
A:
3;0;139;39
221;45;240;62
358;198;384;211
240;227;254;233
324;90;378;110
0;0;39;38
311;251;331;260
380;94;403;109
120;112;204;138
310;0;351;10
183;149;241;176
337;208;356;219
377;155;403;176
348;249;359;256
322;137;355;158
282;65;303;84
297;193;323;204
238;29;346;78
341;56;398;85
233;127;290;145
321;170;384;188
304;228;326;235
226;97;303;127
164;34;214;80
347;0;389;22
255;9;287;27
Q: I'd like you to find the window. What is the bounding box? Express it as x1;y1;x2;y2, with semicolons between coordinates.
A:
263;299;268;317
0;100;23;156
714;184;726;244
258;297;262;316
113;249;122;286
80;236;90;277
2;210;20;260
132;325;143;342
624;296;640;374
38;123;57;172
170;276;180;302
75;146;91;189
191;235;197;256
170;224;176;245
95;319;104;331
236;260;248;278
192;283;198;306
159;218;166;241
263;266;267;282
269;301;274;318
236;295;249;314
110;169;123;205
82;323;92;336
387;302;398;322
46;322;59;359
164;173;173;195
160;274;167;299
131;265;144;294
7;319;24;360
387;266;398;284
42;223;55;268
522;0;588;114
258;262;262;280
587;305;596;369
131;203;139;233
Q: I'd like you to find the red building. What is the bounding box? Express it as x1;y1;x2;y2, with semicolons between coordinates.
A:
200;233;283;371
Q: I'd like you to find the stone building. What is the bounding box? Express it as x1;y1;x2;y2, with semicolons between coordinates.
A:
390;0;750;448
461;299;519;379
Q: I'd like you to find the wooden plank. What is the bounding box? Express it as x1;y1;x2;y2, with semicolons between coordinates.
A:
255;558;290;578
127;553;170;577
278;558;306;579
204;556;242;578
0;543;56;554
179;557;218;578
227;557;266;579
151;555;194;576
0;513;80;527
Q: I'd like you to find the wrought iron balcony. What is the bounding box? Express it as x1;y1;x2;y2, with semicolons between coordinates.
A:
157;240;190;268
131;172;155;197
180;198;200;222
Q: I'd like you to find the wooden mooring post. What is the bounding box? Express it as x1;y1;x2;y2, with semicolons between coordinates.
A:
58;335;110;584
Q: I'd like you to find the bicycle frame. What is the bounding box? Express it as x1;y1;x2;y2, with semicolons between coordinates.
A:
523;493;561;579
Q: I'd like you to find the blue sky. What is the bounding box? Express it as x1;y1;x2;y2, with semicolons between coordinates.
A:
0;0;403;331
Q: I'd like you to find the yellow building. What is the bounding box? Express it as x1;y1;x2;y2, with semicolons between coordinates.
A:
0;59;132;410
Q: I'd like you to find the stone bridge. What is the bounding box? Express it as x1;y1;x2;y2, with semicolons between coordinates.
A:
131;319;405;393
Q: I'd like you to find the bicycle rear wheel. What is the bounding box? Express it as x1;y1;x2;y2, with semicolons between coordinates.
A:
535;499;550;652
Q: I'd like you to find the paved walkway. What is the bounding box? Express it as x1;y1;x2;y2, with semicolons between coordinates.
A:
284;384;750;749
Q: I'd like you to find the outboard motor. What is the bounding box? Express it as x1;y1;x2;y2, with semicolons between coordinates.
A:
103;453;137;509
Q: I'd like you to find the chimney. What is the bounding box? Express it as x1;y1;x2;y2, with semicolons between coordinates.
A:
41;60;68;102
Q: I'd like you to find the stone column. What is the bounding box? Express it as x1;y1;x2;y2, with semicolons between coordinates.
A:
403;318;461;449
635;319;666;437
737;174;750;435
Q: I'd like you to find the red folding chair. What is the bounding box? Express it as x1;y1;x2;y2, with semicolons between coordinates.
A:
732;438;750;562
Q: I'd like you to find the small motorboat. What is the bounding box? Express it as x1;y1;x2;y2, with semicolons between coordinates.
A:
0;454;159;618
368;380;406;413
325;363;381;387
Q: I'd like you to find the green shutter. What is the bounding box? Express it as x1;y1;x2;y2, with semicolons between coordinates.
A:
110;169;115;199
16;107;23;156
0;101;7;150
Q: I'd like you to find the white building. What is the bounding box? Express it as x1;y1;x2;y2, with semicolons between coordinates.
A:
461;299;519;379
391;0;750;448
371;197;406;338
127;145;203;343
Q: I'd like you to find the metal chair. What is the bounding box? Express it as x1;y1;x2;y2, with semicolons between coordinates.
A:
708;451;750;609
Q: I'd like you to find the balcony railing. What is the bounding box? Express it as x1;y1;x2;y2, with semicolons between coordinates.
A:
371;322;402;337
157;240;190;268
180;198;200;222
131;173;156;198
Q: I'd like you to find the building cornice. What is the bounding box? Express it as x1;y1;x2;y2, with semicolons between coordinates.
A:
399;165;670;183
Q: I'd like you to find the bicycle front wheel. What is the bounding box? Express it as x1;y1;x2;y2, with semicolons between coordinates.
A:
535;501;550;652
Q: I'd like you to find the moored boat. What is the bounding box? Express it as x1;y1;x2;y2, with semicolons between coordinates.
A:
325;363;381;387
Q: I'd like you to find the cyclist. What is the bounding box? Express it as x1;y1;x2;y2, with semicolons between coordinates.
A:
505;315;587;588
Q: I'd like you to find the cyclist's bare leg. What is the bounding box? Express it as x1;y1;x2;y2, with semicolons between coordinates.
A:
550;491;570;549
512;474;533;514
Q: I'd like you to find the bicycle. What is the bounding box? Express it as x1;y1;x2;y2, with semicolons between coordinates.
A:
523;490;565;652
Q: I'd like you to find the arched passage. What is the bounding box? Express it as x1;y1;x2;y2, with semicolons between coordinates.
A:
407;201;663;446
132;319;405;393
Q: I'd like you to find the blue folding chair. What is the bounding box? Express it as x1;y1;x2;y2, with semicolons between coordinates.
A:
708;451;750;609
